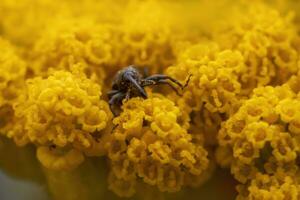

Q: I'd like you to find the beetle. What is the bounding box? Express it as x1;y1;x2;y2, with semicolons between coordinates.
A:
108;65;191;116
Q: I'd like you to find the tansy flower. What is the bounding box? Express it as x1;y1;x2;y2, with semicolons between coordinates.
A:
29;19;113;84
9;70;112;170
166;43;246;145
1;0;300;199
106;94;209;197
236;173;300;200
0;38;27;136
214;3;300;94
217;83;300;197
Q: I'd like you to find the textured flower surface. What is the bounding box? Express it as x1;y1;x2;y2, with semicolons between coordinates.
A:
0;37;27;136
0;0;300;199
214;3;300;94
217;82;300;198
106;95;209;196
10;70;112;169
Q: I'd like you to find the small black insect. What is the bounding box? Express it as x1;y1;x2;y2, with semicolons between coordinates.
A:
108;65;190;116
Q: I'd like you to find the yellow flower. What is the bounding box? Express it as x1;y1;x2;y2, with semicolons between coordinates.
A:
29;19;112;83
167;43;245;114
0;38;27;137
1;0;300;198
106;95;209;196
218;84;300;190
10;70;111;169
0;38;26;106
214;3;300;93
237;173;300;200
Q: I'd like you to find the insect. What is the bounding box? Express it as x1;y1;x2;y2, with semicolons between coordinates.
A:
108;65;191;116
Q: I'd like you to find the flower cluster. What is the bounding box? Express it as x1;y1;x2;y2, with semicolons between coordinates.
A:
214;3;300;94
112;0;176;73
236;173;300;200
29;19;112;83
9;70;112;170
28;1;181;86
106;94;209;197
217;83;300;197
166;43;246;145
0;38;27;107
0;0;123;47
167;43;246;114
1;0;300;199
0;37;27;134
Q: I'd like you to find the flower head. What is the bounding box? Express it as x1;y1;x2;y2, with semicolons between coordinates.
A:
106;94;209;196
9;70;111;169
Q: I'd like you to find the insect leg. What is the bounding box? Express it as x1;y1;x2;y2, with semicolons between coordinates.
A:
107;90;119;99
182;74;193;89
144;74;183;88
109;92;126;116
125;89;132;101
141;79;156;87
154;80;182;96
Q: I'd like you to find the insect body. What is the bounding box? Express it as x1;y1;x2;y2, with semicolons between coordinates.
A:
108;65;188;116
